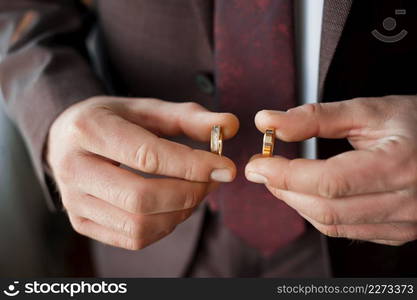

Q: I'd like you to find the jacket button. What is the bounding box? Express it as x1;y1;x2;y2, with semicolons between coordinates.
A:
196;73;215;95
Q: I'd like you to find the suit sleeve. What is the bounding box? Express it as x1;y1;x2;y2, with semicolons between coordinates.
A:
0;0;105;210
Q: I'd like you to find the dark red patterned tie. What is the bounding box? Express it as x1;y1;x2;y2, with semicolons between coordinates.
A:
211;0;306;257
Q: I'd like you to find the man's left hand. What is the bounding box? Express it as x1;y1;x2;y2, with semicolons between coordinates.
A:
245;96;417;246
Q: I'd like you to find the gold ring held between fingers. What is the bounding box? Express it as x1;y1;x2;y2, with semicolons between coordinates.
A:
211;125;223;156
262;128;275;157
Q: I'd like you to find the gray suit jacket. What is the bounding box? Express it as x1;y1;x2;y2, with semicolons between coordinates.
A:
1;0;417;277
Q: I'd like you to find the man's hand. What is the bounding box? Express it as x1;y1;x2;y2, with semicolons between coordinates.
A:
47;96;239;250
245;96;417;246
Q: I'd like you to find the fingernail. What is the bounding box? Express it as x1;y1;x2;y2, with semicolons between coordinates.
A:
210;169;233;182
246;172;267;184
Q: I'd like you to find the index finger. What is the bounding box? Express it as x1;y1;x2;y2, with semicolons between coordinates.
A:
78;112;236;182
113;98;240;141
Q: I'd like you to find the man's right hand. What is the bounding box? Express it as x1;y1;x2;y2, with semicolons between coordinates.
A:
46;96;239;250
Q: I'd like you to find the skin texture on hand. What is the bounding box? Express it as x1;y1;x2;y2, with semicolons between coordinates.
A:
47;96;239;250
246;96;417;246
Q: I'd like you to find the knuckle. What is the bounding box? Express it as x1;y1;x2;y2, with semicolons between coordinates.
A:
183;148;211;181
107;235;145;251
115;188;134;213
184;157;197;181
124;183;148;214
54;155;77;183
182;101;201;112
299;103;319;115
318;165;349;198
295;103;325;121
135;143;160;174
67;112;90;141
285;104;322;140
121;216;143;238
130;192;146;215
65;104;113;149
184;190;200;209
317;205;339;225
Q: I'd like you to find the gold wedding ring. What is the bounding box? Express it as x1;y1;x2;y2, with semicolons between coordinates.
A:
210;125;223;156
262;128;275;157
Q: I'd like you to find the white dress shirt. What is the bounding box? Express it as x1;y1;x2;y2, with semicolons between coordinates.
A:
296;0;324;159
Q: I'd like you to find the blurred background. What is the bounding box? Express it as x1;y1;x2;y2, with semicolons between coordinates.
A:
0;0;95;277
0;101;90;277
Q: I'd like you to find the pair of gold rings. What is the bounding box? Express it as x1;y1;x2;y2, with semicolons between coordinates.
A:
210;126;275;157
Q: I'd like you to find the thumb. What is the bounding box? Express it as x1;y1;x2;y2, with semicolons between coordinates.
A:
254;100;378;142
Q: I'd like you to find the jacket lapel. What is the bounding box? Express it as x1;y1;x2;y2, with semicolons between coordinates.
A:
319;0;353;98
318;0;353;276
